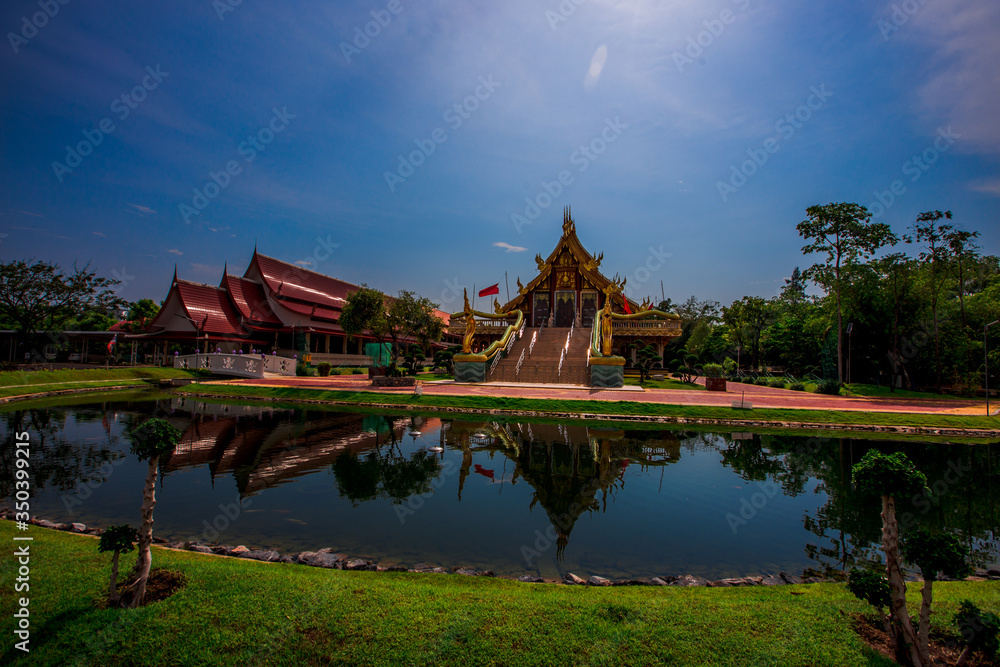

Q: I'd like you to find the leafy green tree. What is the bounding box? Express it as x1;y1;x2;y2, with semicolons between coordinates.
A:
401;343;426;375
627;340;662;382
901;528;970;664
797;203;898;382
98;524;138;606
953;600;1000;666
852;450;928;666
0;259;123;356
847;568;894;641
126;418;181;607
722;296;771;370
431;345;461;375
905;210;952;388
340;286;444;373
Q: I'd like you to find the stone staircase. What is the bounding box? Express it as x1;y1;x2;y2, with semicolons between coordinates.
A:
488;327;591;384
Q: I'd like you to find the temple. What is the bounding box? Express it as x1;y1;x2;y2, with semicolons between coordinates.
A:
134;248;454;366
450;208;681;386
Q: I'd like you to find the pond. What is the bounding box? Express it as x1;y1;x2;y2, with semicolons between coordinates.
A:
2;395;998;581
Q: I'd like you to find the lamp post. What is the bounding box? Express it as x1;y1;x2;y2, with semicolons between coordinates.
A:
987;320;998;417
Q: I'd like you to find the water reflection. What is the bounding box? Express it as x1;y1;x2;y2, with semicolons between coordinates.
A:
1;397;997;579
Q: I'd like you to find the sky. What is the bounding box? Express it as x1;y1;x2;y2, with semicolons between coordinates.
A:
1;0;998;312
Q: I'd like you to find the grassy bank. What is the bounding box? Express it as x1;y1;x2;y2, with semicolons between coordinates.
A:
0;368;199;400
177;383;1000;434
5;524;998;666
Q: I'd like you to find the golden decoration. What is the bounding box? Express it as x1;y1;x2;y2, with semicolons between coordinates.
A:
461;289;476;353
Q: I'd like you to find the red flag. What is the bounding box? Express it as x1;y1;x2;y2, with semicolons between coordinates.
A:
478;283;499;297
107;334;117;353
621;295;632;315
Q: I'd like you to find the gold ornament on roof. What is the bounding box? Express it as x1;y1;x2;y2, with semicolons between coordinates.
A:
493;298;504;314
534;253;545;271
461;289;476;353
516;277;525;295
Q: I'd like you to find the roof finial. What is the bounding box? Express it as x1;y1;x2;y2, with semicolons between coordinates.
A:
172;264;178;283
562;206;574;233
223;261;228;276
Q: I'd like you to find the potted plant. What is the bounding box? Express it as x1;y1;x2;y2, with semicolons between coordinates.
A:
703;363;727;391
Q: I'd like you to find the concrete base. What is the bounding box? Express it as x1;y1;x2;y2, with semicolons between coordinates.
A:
590;363;624;388
454;360;486;383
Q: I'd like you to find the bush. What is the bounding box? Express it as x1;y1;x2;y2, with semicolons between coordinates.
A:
296;362;316;377
789;382;805;391
317;362;332;377
816;379;842;395
353;368;364;375
768;378;786;389
702;363;724;379
953;600;1000;661
754;377;769;386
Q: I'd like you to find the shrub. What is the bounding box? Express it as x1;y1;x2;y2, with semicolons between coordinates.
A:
317;362;332;377
754;377;769;386
816;379;842;395
953;600;1000;663
702;363;724;379
353;368;364;375
296;362;317;377
789;382;805;391
768;378;786;388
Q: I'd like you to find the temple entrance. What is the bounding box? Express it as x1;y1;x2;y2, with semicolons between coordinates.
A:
533;293;551;327
581;290;598;327
555;291;576;327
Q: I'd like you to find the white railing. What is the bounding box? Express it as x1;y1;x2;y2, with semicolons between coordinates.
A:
173;353;296;378
557;348;566;378
515;348;526;376
528;330;538;357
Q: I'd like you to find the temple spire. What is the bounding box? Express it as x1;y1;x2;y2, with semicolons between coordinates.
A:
172;264;177;284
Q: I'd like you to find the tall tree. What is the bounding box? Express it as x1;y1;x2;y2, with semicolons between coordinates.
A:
0;259;123;357
874;253;919;391
797;203;898;382
905;210;952;389
944;226;981;386
722;296;771;370
339;286;444;373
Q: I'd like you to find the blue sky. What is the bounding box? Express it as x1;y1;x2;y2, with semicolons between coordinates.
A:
1;0;997;311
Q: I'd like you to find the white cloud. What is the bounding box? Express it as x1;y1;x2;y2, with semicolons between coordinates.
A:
128;203;156;215
167;248;183;255
584;44;608;92
494;241;527;252
967;179;1000;196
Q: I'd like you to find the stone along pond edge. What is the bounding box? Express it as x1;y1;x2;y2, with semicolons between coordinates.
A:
9;515;1000;589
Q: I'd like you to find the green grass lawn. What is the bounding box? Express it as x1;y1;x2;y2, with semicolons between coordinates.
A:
6;524;997;666
624;376;705;390
178;383;1000;433
842;383;972;400
0;367;199;400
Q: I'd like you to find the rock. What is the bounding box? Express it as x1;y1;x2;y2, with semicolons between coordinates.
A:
35;519;60;529
387;565;409;572
649;577;670;586
761;574;785;586
240;550;281;562
230;545;250;555
803;577;826;584
518;575;544;583
670;575;709;587
152;536;168;544
296;552;343;569
563;572;587;586
477;570;495;577
86;528;103;536
615;578;652;586
709;579;732;587
780;572;804;585
344;559;372;571
188;545;214;554
454;568;478;576
166;542;187;550
409;567;447;574
69;522;87;533
587;576;612;586
317;547;340;554
278;555;296;564
411;562;438;572
212;545;234;555
987;569;1000;577
973;569;989;578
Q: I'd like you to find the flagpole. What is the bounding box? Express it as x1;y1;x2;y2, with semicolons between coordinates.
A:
505;272;509;303
473;283;476;312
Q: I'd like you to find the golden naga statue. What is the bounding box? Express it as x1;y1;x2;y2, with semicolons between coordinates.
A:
516;277;525;295
599;274;628;356
534;253;546;271
493;297;504;314
462;289;477;353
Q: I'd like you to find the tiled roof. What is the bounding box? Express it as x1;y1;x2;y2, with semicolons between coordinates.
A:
222;274;281;324
173;279;244;335
251;252;358;310
277;299;342;323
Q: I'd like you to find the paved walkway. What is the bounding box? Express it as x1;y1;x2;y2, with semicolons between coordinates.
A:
211;376;995;417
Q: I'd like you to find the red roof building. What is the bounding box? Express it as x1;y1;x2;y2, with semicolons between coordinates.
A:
138;250;454;365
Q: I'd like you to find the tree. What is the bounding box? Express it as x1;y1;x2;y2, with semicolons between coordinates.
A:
953;600;1000;666
627;340;662;382
905;210;952;388
339;286;444;374
901;528;970;664
798;203;898;382
847;568;893;640
98;524;138;606
852;450;929;666
722;296;771;370
431;345;461;375
0;259;123;357
125;418;181;607
944;226;982;387
873;253;919;391
121;298;160;334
